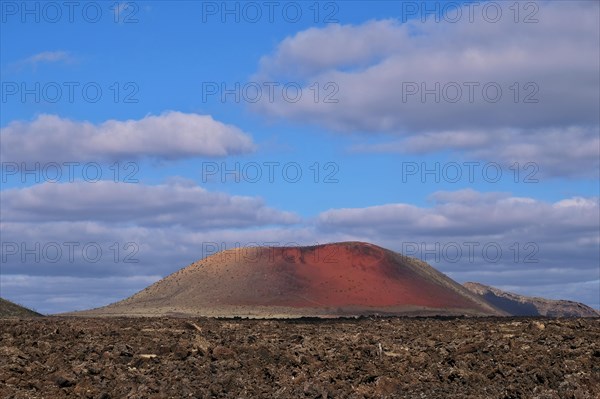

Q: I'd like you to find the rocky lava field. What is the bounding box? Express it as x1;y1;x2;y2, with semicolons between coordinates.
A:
1;316;599;399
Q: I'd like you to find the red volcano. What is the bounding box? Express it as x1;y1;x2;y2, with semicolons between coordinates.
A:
81;242;504;317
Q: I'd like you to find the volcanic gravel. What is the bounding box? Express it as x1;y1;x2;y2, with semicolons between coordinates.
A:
1;317;598;398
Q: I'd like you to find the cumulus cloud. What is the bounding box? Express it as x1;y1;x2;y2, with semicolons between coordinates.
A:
254;2;599;132
251;1;600;178
351;126;600;178
0;180;299;228
257;20;406;80
0;112;256;163
318;189;599;239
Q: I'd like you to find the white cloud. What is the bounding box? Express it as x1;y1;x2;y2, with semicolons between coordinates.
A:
0;180;298;228
26;51;71;63
13;50;74;69
351;126;600;178
553;197;599;209
0;112;256;163
251;1;600;178
255;1;599;132
318;189;599;238
256;19;406;80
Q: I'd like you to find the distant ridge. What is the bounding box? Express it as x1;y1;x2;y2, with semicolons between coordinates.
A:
0;297;43;318
463;282;599;318
72;242;506;318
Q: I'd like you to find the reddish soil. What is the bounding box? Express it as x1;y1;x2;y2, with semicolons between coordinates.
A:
1;317;599;398
82;242;501;317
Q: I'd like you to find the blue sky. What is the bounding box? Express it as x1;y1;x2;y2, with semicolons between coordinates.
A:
1;0;599;314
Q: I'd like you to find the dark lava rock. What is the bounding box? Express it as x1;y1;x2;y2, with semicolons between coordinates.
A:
0;317;598;398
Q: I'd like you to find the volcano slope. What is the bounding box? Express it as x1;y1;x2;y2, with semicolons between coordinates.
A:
464;282;600;317
0;298;42;318
76;242;504;318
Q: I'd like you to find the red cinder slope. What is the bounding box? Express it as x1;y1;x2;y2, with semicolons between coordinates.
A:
78;242;505;317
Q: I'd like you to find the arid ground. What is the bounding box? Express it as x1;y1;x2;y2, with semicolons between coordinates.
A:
1;317;599;398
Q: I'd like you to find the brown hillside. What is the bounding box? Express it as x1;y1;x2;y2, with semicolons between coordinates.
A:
0;298;43;318
75;242;505;318
464;282;599;318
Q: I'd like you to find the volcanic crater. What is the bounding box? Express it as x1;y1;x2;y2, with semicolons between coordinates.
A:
77;242;504;318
